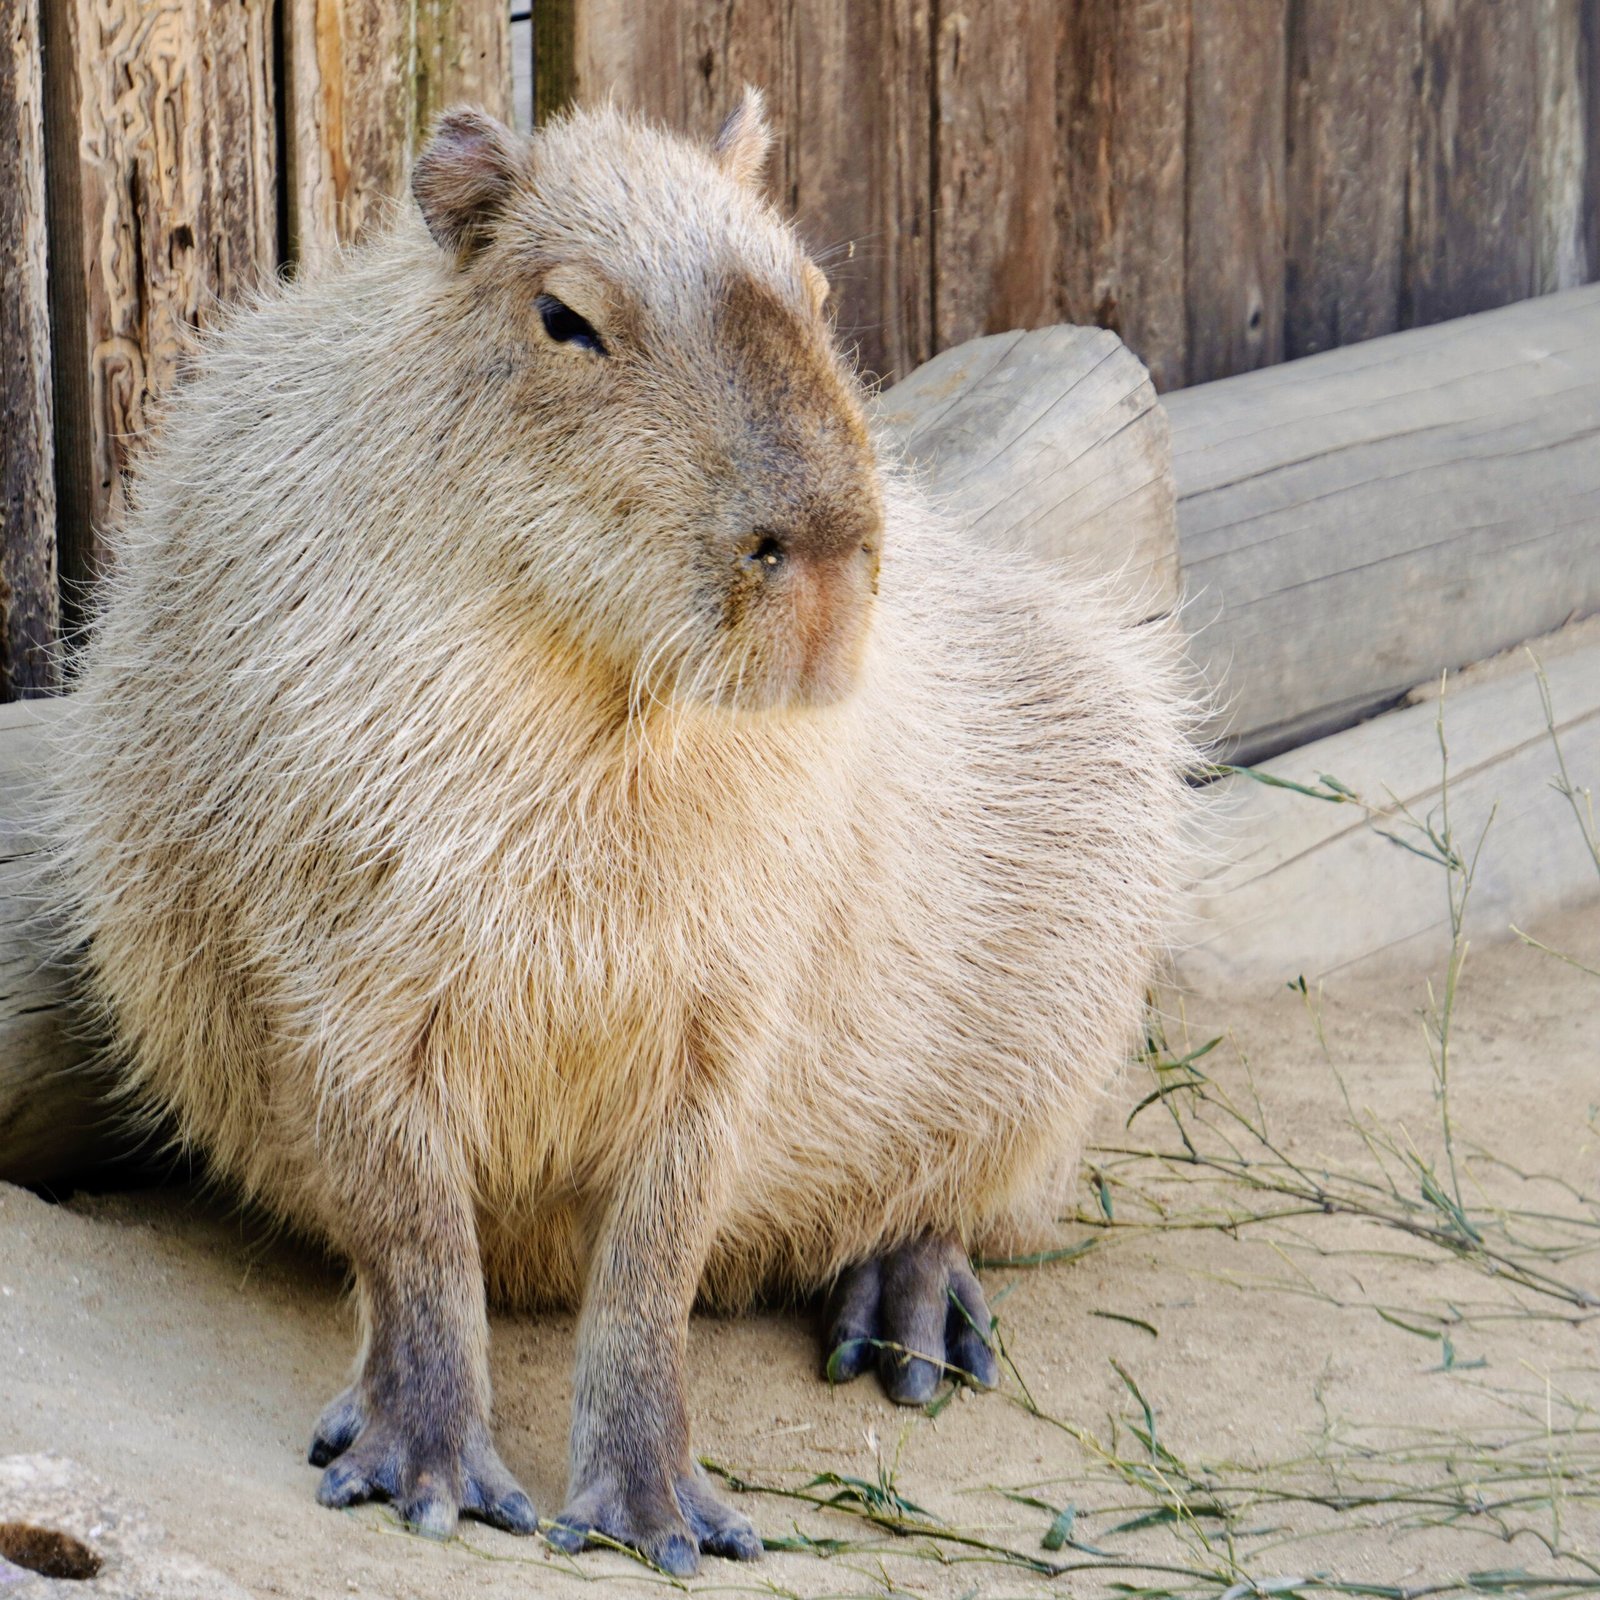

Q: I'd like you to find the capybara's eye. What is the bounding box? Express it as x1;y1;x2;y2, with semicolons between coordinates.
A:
536;295;607;355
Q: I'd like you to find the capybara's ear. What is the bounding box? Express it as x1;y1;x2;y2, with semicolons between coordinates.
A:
712;86;772;189
412;106;522;256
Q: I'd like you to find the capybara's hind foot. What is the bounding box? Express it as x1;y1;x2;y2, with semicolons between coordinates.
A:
309;1385;537;1539
824;1234;999;1405
547;1464;761;1575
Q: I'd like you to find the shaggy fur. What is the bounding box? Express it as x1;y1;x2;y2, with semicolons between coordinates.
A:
51;94;1195;1570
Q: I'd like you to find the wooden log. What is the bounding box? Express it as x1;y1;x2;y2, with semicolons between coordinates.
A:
0;322;1176;1183
41;0;277;599
1171;284;1600;763
0;0;58;697
1177;626;1600;994
283;0;511;275
874;325;1177;615
1057;0;1192;394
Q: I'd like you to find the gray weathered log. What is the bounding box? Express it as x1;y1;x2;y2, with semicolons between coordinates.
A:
1172;284;1600;764
1177;625;1600;994
0;324;1176;1183
876;324;1178;616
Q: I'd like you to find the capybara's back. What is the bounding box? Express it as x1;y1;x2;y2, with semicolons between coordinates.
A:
53;93;1194;1571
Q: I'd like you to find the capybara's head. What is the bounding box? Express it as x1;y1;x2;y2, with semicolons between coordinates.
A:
411;92;883;714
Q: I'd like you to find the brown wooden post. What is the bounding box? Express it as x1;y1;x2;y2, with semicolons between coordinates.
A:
283;0;512;274
41;0;277;606
931;1;1061;356
1057;0;1192;393
0;0;58;695
1184;0;1288;384
1404;0;1537;326
1283;0;1416;361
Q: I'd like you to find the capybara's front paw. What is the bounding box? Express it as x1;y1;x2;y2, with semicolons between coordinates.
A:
309;1385;537;1539
547;1464;760;1575
824;1233;999;1405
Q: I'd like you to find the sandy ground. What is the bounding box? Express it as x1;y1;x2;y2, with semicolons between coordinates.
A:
3;904;1597;1599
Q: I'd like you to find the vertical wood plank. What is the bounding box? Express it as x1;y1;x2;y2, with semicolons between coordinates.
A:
42;0;277;593
0;0;58;695
1586;0;1600;283
1185;0;1288;384
933;1;1060;353
1403;0;1537;326
1057;0;1191;392
1534;0;1589;294
285;0;511;274
1283;0;1416;360
792;0;931;382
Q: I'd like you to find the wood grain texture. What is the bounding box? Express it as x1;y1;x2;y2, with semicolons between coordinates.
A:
1057;0;1190;393
1535;0;1590;295
1283;0;1415;360
1404;0;1538;326
875;325;1176;616
1587;0;1600;286
1170;284;1600;763
1185;0;1288;384
285;0;511;273
794;0;932;382
932;1;1060;354
1178;629;1600;993
43;0;277;586
0;0;58;696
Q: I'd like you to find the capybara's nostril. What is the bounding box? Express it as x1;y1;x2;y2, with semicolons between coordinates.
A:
749;532;787;571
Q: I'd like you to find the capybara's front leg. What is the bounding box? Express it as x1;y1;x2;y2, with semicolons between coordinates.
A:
307;1111;535;1539
548;1101;760;1575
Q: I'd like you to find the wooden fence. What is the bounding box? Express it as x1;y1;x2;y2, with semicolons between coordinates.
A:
3;0;1596;702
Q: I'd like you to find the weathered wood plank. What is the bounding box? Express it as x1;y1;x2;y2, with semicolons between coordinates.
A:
42;0;277;590
1404;0;1537;326
793;0;932;383
1184;0;1287;383
285;0;511;274
876;325;1177;616
932;1;1060;352
512;13;532;132
0;0;58;696
1170;284;1600;763
1535;0;1590;295
1057;0;1191;393
1283;0;1416;360
1178;629;1600;993
1587;0;1600;284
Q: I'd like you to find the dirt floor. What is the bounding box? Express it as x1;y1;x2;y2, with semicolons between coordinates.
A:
3;903;1597;1599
